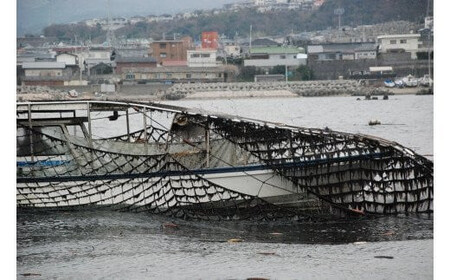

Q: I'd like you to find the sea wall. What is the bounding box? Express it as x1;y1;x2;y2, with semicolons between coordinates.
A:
17;80;393;102
163;80;387;100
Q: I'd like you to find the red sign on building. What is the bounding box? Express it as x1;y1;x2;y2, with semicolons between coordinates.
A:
201;31;219;50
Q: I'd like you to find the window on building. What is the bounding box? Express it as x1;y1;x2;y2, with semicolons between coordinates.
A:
160;43;167;49
400;39;407;44
201;54;211;58
390;40;397;44
280;55;286;59
186;74;192;78
192;54;200;58
125;72;135;79
160;53;167;58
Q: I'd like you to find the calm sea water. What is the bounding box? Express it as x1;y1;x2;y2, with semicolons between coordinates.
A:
17;95;434;280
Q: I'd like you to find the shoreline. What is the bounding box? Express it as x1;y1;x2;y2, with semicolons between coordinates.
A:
16;86;431;102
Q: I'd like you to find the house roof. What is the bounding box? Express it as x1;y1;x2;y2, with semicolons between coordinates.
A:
115;57;157;63
162;60;188;67
308;43;376;54
56;52;78;57
251;38;279;47
250;46;304;54
22;62;66;69
124;66;227;73
377;34;421;39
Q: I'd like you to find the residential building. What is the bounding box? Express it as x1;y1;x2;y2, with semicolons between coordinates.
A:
115;57;158;79
56;52;79;66
89;63;114;76
307;42;377;61
377;34;421;59
151;37;194;64
224;45;241;58
82;47;114;73
119;66;237;83
21;62;69;86
187;49;218;67
244;46;307;68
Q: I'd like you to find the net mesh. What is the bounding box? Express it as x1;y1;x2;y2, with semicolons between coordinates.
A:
16;101;433;220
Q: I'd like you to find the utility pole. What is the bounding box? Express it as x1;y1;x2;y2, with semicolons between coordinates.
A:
334;8;345;30
249;25;252;57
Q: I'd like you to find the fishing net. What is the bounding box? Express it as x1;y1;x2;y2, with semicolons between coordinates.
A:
16;101;433;220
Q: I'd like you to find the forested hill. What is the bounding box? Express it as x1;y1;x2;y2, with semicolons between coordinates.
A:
41;0;432;42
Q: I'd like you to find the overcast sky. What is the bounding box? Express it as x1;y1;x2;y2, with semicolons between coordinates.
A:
17;0;239;36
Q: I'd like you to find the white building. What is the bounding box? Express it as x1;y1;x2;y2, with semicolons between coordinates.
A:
224;45;241;57
22;62;66;78
377;34;421;59
244;46;306;68
56;53;79;66
187;49;218;67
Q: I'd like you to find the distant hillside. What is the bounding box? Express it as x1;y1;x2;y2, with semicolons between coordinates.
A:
40;0;432;43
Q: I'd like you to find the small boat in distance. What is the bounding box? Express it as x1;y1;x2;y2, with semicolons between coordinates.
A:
384;79;395;88
16;100;433;220
402;74;419;87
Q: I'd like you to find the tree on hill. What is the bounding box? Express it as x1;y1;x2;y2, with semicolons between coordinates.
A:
40;0;432;42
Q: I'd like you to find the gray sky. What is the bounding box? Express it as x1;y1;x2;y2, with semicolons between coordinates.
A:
17;0;239;36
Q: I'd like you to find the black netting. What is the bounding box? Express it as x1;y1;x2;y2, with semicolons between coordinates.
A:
16;101;433;220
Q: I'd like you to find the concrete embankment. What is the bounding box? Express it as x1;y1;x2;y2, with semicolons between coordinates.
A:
16;80;427;102
162;80;397;100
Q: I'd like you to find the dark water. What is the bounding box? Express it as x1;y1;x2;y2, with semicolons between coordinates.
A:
17;210;433;280
17;95;434;279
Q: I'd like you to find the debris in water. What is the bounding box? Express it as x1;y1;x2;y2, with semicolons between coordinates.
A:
368;120;381;126
257;252;278;256
162;222;179;229
353;241;368;245
269;232;283;236
20;273;42;277
381;230;396;236
227;238;244;243
374;256;394;259
349;207;365;215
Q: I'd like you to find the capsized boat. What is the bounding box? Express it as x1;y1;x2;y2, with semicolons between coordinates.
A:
16;100;433;220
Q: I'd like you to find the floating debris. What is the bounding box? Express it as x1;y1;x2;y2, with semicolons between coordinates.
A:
20;273;42;277
162;222;179;229
269;232;283;236
374;256;394;259
369;120;381;126
227;238;244;243
257;252;278;256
